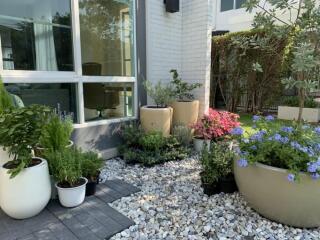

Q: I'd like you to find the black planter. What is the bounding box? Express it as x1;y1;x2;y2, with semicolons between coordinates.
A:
219;174;238;193
86;181;97;196
201;182;220;196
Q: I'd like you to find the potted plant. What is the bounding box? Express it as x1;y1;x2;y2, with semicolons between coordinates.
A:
0;105;52;219
50;148;87;208
140;81;174;136
191;109;239;152
232;115;320;227
170;69;202;126
80;151;104;196
278;96;320;123
0;78;14;166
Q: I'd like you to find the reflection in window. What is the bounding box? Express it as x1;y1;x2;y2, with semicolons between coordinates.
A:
0;0;73;71
221;0;234;11
83;83;133;122
5;83;78;122
236;0;246;9
79;0;135;77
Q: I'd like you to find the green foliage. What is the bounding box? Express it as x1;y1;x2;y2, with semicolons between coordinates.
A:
120;122;143;148
144;80;174;107
170;69;202;101
119;125;190;167
282;96;318;108
0;77;14;113
39;113;73;152
172;124;193;146
48;148;82;187
200;142;235;184
0;105;51;178
81;151;104;181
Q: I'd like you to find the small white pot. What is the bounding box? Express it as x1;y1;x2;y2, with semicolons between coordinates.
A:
56;177;88;208
0;147;12;167
0;158;51;219
193;138;211;152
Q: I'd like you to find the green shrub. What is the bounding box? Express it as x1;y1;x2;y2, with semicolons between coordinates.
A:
139;131;165;151
282;96;318;108
172;124;193;145
144;80;174;107
39;113;73;152
120;122;143;148
48;148;82;187
81;151;104;181
0;77;14;113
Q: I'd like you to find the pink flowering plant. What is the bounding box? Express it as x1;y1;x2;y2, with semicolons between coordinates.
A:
191;109;240;140
232;115;320;182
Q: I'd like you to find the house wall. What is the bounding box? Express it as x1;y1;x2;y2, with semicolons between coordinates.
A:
146;0;214;115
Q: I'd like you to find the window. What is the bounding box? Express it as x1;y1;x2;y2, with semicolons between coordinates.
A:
221;0;246;12
0;0;137;125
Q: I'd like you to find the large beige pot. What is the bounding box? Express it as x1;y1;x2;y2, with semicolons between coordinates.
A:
278;106;320;123
140;106;173;137
234;161;320;228
171;100;199;126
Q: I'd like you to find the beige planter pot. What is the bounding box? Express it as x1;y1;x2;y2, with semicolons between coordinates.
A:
171;100;199;126
140;106;173;137
278;106;320;123
34;140;74;158
0;147;12;167
234;161;320;228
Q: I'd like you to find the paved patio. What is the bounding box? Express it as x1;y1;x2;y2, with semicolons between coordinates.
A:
0;180;140;240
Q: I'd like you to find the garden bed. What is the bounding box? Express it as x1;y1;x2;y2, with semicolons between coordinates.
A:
102;158;320;240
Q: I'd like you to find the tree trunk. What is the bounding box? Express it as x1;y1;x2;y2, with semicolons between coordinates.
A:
298;88;305;123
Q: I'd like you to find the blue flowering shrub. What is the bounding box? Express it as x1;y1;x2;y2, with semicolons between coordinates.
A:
232;115;320;182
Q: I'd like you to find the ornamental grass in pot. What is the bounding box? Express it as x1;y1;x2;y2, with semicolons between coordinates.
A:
0;105;52;219
140;81;174;137
49;148;87;208
81;151;104;196
232;115;320;228
169;69;202;126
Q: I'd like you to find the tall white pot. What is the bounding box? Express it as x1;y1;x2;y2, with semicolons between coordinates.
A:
193;138;211;152
0;158;51;219
0;147;12;167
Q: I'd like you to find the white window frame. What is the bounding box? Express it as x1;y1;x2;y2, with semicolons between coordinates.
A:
0;0;138;128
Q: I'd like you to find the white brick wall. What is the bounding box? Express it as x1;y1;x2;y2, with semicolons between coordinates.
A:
146;0;214;116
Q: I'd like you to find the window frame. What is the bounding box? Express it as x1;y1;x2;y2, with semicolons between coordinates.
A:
0;0;138;128
220;0;245;12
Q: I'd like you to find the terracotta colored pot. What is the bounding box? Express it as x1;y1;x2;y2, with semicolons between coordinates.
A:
140;106;173;137
234;160;320;228
171;100;199;126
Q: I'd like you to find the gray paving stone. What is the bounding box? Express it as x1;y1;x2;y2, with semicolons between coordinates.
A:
0;180;140;240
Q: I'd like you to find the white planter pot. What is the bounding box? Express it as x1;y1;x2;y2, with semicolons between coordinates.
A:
278;106;320;123
34;140;74;157
193;138;211;152
0;147;12;167
0;158;51;219
56;177;88;208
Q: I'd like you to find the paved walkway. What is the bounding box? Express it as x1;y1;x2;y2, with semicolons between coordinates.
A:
0;180;140;240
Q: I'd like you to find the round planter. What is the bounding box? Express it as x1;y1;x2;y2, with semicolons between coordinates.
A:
85;172;101;196
34;140;74;158
0;147;12;167
171;100;199;126
56;177;88;208
0;158;51;219
140;106;173;137
234;161;320;228
219;174;238;193
193;138;210;152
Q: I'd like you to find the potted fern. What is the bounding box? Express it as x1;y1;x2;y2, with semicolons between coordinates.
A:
170;70;201;126
140;81;174;136
81;151;104;196
0;78;14;166
49;148;87;208
0;105;52;219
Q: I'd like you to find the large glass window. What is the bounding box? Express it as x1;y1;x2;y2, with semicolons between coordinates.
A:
83;82;133;122
221;0;246;12
0;0;73;71
79;0;135;76
5;83;78;122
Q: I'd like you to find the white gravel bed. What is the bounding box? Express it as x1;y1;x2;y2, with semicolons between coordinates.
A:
100;157;320;240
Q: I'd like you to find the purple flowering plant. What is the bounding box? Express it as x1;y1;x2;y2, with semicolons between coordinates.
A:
232;115;320;182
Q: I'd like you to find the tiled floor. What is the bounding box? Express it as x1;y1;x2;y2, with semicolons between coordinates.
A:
0;180;140;240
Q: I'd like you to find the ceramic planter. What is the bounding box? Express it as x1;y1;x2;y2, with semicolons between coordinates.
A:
278;106;320;123
140;106;173;137
0;147;12;167
193;138;210;152
56;177;88;208
34;140;74;158
171;100;199;126
234;161;320;228
0;158;51;219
